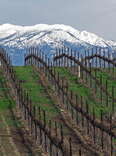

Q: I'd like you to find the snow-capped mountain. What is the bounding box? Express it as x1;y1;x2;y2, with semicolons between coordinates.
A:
0;24;116;65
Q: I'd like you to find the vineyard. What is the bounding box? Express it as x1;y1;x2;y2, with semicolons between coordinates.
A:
0;47;116;156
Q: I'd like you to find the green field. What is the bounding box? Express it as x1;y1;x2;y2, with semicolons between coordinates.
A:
14;66;61;124
54;67;116;118
0;73;15;111
0;69;43;156
0;65;115;155
11;66;116;119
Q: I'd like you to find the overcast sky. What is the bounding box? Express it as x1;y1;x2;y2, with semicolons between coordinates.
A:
0;0;116;41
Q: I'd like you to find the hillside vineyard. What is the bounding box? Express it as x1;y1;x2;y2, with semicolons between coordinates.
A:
0;46;115;156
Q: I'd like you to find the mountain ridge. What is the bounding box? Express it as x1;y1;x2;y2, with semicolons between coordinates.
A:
0;23;116;65
0;23;116;47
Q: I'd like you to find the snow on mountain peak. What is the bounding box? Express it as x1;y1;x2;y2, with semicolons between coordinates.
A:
0;23;116;66
0;23;116;49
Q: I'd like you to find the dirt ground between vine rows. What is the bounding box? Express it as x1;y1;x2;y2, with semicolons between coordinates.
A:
0;107;48;156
